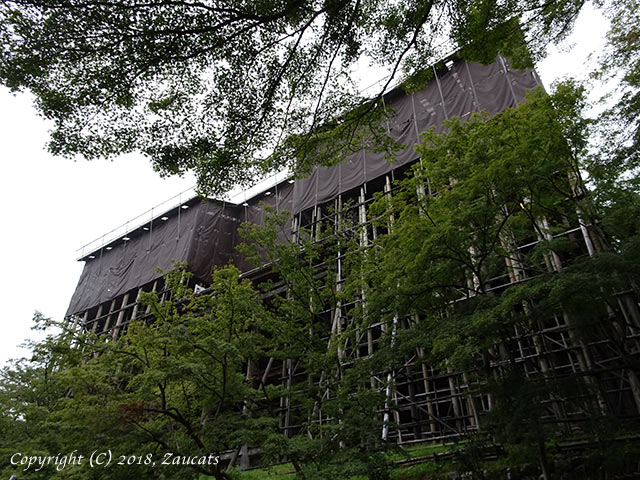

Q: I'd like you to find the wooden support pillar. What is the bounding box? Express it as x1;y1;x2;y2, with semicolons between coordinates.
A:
381;314;398;441
358;187;368;246
447;367;463;431
91;305;103;334
146;280;158;314
72;311;88;348
282;359;293;438
292;213;299;244
333;199;345;362
80;311;88;332
240;360;255;469
628;369;640;414
462;371;480;428
417;347;438;435
575;206;596;257
406;371;422;440
102;298;117;334
111;293;130;341
314;205;322;242
384;175;394;227
393;389;402;444
617;291;640;332
69;313;81;334
130;287;144;321
538;216;562;272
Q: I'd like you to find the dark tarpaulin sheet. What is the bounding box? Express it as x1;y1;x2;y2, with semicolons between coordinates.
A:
466;60;513;114
227;179;296;272
68;179;301;316
413;73;449;135
317;164;341;205
438;62;476;123
186;202;243;281
254;180;295;236
339;149;365;197
505;61;541;100
240;189;276;271
241;199;269;272
388;91;419;169
291;58;539;213
274;181;295;244
67;58;539;316
66;200;241;316
292;166;318;213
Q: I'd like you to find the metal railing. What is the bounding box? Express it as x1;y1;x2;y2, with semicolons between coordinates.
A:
75;170;292;260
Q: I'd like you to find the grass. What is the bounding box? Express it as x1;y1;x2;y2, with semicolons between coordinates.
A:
234;462;297;479
226;442;466;480
201;436;640;479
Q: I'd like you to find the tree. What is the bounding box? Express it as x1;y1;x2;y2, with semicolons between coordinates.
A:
0;313;85;480
587;0;640;258
361;83;640;478
0;215;399;480
238;209;398;480
0;0;588;194
595;0;640;163
2;81;640;479
1;267;285;480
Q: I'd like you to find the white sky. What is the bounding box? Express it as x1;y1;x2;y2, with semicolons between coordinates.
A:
0;3;610;367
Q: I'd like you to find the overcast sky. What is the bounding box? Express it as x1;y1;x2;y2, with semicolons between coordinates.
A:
0;3;610;367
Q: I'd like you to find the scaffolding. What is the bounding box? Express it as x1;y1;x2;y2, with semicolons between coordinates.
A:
65;162;640;450
63;56;640;467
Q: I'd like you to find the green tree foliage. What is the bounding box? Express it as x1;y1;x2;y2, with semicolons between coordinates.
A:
0;0;588;194
595;0;640;158
1;267;286;480
0;218;398;480
2;82;640;478
0;313;85;480
238;210;396;480
366;84;596;330
4;4;640;473
362;84;640;477
589;0;640;252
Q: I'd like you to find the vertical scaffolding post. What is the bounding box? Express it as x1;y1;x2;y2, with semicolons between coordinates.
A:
102;298;117;334
91;305;103;334
111;293;130;341
381;314;398;441
146;280;158;314
417;346;438;435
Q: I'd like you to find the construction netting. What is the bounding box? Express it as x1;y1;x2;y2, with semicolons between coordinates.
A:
66;56;539;316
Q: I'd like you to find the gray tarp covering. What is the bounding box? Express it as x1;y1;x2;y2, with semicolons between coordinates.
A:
67;57;539;316
291;57;539;213
67;200;242;315
67;183;296;316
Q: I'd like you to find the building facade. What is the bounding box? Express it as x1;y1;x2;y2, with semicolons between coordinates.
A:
65;56;640;457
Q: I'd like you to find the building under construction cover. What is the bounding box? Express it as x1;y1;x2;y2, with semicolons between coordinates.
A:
65;56;640;456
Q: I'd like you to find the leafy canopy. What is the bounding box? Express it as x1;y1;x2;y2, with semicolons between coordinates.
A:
0;0;587;194
0;220;397;480
3;79;640;479
1;267;281;480
361;82;640;477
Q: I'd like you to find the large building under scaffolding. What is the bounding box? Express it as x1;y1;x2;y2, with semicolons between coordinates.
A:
65;56;640;455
